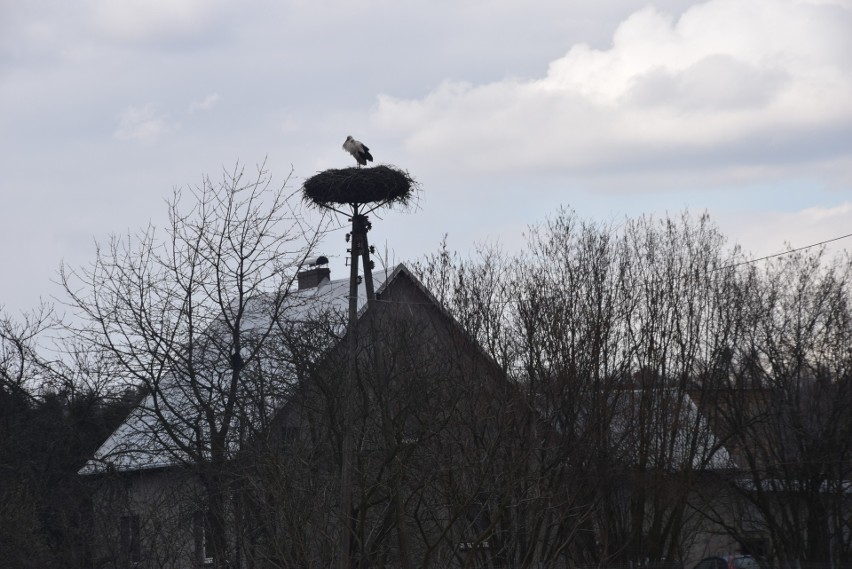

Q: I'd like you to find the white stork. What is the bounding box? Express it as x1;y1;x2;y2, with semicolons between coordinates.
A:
342;135;373;167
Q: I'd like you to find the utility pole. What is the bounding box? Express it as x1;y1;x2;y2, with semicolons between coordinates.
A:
301;164;418;569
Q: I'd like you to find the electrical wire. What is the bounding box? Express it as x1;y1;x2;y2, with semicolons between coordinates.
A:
713;231;852;273
348;230;852;307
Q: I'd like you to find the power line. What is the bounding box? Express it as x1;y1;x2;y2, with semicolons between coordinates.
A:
356;230;852;308
714;231;852;273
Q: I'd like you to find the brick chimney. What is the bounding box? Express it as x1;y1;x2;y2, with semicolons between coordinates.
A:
297;256;330;290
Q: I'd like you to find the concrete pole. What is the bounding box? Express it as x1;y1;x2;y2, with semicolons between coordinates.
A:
338;206;363;569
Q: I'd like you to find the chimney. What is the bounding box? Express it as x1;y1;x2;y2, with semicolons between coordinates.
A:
297;256;330;290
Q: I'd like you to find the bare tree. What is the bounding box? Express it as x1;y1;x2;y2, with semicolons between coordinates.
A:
416;210;748;568
707;249;852;567
0;304;56;399
225;263;523;569
0;305;58;568
1;304;143;569
61;161;328;568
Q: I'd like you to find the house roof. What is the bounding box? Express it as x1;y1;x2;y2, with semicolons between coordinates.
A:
79;264;411;475
81;263;732;477
610;389;735;471
536;384;735;472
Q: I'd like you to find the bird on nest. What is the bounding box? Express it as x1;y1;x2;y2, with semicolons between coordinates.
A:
343;135;373;167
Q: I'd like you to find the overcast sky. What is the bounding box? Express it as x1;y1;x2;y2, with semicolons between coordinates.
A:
2;0;851;315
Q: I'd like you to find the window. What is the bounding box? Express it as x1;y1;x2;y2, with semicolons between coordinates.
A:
120;514;141;566
195;510;214;565
459;540;491;550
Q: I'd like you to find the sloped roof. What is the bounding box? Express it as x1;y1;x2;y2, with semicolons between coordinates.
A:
538;386;734;472
80;265;409;475
609;389;734;471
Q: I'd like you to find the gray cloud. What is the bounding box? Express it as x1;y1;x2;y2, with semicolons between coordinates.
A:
1;0;850;316
628;55;789;110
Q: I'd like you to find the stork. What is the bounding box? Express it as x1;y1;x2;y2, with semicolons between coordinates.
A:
342;135;373;167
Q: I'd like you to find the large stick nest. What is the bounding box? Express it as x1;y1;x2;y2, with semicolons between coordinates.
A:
302;165;418;209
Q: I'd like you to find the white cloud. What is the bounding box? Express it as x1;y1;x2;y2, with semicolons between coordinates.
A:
114;104;174;142
2;0;849;318
189;93;221;113
373;0;852;183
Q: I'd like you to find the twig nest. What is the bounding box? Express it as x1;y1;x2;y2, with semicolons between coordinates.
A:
302;165;417;208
